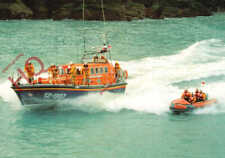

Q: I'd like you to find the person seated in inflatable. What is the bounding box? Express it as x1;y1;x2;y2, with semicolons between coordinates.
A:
199;90;207;101
195;93;201;102
194;89;201;102
188;95;196;104
181;90;191;101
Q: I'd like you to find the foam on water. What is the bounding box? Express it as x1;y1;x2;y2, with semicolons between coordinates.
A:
106;39;225;114
0;80;21;109
1;39;225;114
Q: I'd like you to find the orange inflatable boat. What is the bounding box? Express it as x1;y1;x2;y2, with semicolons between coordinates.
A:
170;98;217;113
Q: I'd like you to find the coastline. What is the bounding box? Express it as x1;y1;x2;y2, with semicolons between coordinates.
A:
0;0;224;21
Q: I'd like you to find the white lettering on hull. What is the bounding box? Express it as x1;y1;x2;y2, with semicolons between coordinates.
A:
44;93;67;99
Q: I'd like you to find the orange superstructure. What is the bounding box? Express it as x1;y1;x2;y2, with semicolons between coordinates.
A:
34;55;127;87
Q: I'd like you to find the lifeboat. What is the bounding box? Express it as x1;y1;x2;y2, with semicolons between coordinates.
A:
170;98;217;114
11;45;128;107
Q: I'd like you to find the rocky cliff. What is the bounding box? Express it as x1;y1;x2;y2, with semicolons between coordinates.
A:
0;0;224;20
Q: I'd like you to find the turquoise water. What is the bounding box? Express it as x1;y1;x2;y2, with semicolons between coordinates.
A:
1;13;225;157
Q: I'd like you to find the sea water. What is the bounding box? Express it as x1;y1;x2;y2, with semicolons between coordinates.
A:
0;13;225;158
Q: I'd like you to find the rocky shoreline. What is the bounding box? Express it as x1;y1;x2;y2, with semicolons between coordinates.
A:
0;0;224;20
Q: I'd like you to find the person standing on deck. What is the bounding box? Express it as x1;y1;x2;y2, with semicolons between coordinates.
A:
70;65;76;85
100;44;107;53
115;62;121;82
48;65;57;84
82;64;89;85
24;62;35;84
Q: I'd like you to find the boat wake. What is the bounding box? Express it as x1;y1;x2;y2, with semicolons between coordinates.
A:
1;39;225;114
108;39;225;115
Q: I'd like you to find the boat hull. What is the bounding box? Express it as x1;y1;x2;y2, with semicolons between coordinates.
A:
170;98;217;114
12;83;127;107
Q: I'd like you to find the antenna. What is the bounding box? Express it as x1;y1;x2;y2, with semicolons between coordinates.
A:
101;0;106;44
82;0;85;24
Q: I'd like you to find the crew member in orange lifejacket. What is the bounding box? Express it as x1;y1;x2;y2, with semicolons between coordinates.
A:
82;64;89;85
199;90;207;101
115;62;121;81
100;44;107;53
194;89;201;102
48;65;57;84
100;55;108;63
70;64;76;85
24;62;35;84
189;96;196;104
181;90;190;101
54;66;59;78
195;93;201;102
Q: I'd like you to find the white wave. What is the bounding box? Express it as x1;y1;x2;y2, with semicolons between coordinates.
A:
105;39;225;114
0;80;21;109
194;81;225;114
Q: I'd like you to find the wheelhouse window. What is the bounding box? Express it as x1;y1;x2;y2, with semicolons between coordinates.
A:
91;68;95;74
59;68;64;75
100;67;103;74
95;68;99;74
104;67;108;73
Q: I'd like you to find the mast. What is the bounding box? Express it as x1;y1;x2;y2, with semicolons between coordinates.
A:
82;0;86;63
100;0;112;61
80;0;112;63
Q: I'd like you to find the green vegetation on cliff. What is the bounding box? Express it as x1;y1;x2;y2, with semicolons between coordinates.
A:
0;0;224;20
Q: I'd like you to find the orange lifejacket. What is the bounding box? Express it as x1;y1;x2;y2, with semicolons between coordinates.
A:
48;65;58;78
200;93;207;101
25;63;35;78
189;96;196;103
182;92;190;100
115;63;120;70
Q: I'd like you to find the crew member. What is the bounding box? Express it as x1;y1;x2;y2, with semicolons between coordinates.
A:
82;64;89;85
189;96;196;104
67;65;71;74
115;62;121;81
100;55;108;63
24;62;35;84
93;55;98;62
70;64;76;85
199;90;207;101
195;89;199;94
54;66;59;78
100;44;107;53
181;90;190;101
195;93;201;102
194;89;200;102
48;65;57;83
188;93;196;103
